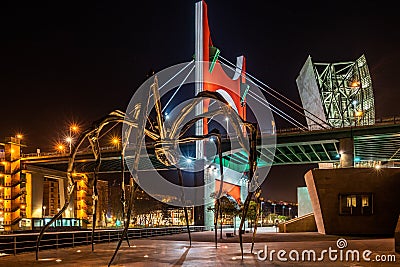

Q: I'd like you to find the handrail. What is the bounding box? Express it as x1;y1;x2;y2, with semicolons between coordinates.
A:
0;226;207;256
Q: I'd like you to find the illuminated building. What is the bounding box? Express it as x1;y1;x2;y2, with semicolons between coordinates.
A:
0;137;26;231
297;55;375;129
0;137;109;231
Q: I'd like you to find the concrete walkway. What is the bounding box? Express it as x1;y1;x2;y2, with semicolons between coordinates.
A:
0;229;398;266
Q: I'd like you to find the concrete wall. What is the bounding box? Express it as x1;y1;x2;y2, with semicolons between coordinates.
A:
279;213;317;233
305;168;400;235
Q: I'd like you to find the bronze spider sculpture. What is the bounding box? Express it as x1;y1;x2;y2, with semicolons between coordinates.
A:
35;75;261;264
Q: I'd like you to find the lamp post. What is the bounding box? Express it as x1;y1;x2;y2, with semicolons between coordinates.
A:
289;207;292;218
282;205;285;216
67;124;79;154
260;201;264;227
272;203;276;214
225;117;229;135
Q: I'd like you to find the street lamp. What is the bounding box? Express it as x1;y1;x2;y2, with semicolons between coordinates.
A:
55;143;65;153
282;205;285;216
42;206;46;218
111;136;121;149
66;136;73;154
289;207;292;218
272;203;276;214
67;123;80;154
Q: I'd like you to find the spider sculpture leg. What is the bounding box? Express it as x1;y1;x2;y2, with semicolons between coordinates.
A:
251;188;262;253
88;132;101;252
108;177;138;267
35;182;76;260
238;192;253;258
214;199;220;248
239;122;259;259
176;132;224;249
120;151;130;247
177;168;192;247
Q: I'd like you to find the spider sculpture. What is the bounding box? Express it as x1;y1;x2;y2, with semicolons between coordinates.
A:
36;75;261;265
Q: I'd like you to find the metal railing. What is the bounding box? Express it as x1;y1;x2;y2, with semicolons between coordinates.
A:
0;226;206;256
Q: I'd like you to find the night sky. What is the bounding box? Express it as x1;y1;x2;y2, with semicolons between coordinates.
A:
1;1;399;202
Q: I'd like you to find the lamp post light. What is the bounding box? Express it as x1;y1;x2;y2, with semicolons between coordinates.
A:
272;203;276;214
67;124;80;154
282;205;285;216
66;136;73;154
55;143;65;153
289;207;292;218
111;136;121;149
42;206;46;218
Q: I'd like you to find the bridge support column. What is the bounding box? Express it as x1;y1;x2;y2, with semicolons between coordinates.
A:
339;138;354;168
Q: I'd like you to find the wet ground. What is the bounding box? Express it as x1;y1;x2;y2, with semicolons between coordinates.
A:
0;227;398;266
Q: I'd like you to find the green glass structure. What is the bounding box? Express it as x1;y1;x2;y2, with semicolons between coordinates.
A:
297;54;375;128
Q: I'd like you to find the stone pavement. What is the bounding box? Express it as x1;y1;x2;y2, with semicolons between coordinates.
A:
0;228;398;266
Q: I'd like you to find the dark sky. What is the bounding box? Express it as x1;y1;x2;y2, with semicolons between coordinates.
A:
1;1;400;202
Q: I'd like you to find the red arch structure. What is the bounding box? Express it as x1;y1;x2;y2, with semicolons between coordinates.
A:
195;0;249;205
195;0;248;134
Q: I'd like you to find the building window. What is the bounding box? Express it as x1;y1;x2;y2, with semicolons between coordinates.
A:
340;193;373;215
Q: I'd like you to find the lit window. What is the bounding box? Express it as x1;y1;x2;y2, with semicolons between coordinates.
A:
346;196;356;207
362;196;369;207
340;193;373;215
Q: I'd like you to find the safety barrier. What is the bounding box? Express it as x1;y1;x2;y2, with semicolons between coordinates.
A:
0;226;206;255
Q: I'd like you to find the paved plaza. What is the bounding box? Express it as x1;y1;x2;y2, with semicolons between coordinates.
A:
0;228;398;266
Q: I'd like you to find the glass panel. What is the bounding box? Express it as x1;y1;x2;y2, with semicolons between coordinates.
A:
346;196;356;207
362;195;369;207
